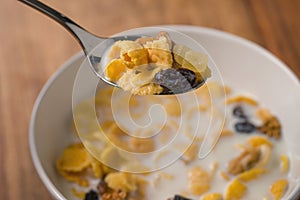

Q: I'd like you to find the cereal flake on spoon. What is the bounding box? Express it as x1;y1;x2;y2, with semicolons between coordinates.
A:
105;32;211;95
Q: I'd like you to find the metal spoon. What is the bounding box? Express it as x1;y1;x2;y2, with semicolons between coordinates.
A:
19;0;208;94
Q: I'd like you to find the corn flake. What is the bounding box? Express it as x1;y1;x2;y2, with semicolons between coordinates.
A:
247;136;273;148
105;172;138;192
270;179;288;200
71;187;86;199
89;156;104;178
56;143;90;172
202;193;223;200
237;168;267;182
226;95;258;106
188;166;211;195
225;179;247;200
105;59;130;82
280;155;289;174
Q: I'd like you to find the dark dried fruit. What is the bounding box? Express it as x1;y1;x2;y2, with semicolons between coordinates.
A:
85;190;99;200
176;68;197;87
174;194;193;200
232;105;247;119
167;195;193;200
234;121;256;133
155;68;194;94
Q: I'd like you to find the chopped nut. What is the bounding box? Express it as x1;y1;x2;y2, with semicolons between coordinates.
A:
102;189;127;200
227;142;271;175
227;146;261;175
258;116;281;139
97;179;110;195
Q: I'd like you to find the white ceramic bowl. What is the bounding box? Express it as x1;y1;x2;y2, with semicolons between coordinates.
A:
29;26;300;200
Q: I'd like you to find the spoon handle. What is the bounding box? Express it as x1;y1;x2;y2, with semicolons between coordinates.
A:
18;0;103;53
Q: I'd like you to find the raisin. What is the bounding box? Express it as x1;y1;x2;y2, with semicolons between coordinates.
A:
176;68;197;87
85;190;99;200
234;121;256;133
154;68;193;94
174;195;193;200
232;105;247;119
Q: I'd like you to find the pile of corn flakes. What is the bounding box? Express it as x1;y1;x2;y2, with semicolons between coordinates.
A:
104;32;211;95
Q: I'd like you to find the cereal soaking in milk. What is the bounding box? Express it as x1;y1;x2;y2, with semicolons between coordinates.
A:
56;82;290;200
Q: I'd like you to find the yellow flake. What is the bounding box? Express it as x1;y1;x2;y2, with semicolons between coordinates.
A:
256;108;272;121
202;193;223;200
133;83;163;95
71;187;86;199
226;95;258;106
123;48;148;66
188;166;211;195
247;136;273;148
58;170;89;187
225;179;247;200
220;171;230;181
173;44;209;75
270;179;288;200
237;168;267;182
56;143;90;172
280;155;289;174
147;49;173;67
129;137;155;153
89;156;103;178
105;172;138;192
220;129;233;137
144;36;173;67
182;142;199;164
100;145;124;168
105;59;130;82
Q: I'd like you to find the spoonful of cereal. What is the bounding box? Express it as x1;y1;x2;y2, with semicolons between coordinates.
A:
19;0;211;95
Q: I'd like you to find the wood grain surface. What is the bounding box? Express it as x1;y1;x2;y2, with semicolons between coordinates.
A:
0;0;299;199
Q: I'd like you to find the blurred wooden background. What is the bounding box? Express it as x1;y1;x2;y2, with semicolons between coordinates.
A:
0;0;299;199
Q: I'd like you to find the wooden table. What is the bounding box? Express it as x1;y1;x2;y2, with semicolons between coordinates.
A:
1;0;299;199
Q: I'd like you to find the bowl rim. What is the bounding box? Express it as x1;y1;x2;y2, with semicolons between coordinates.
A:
29;25;300;200
29;51;83;200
